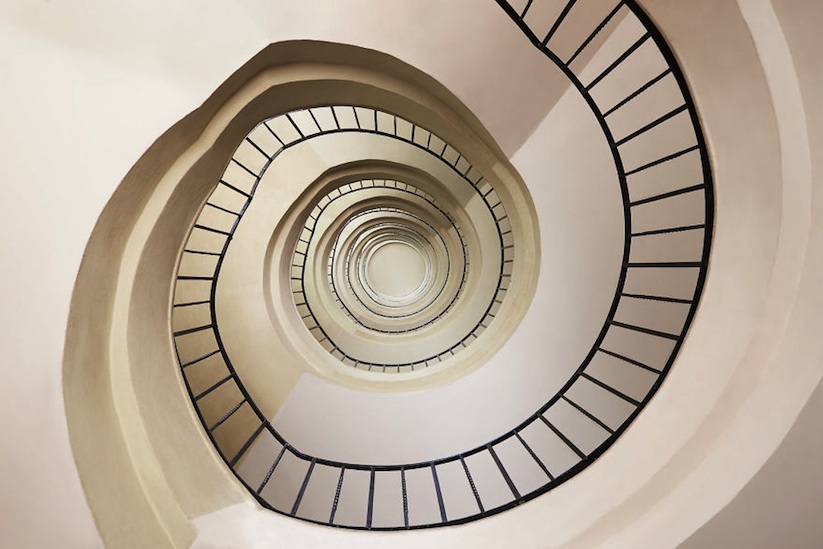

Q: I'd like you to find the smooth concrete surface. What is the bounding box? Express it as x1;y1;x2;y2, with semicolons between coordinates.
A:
196;2;823;548
62;38;543;547
365;241;427;298
2;0;822;548
267;82;620;465
680;0;823;545
679;375;823;549
191;1;823;547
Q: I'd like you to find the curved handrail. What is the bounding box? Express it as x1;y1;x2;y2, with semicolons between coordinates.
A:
296;180;469;339
172;0;713;531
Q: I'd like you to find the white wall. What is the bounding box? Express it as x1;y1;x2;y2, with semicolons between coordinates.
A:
0;1;563;546
263;88;622;464
2;0;822;548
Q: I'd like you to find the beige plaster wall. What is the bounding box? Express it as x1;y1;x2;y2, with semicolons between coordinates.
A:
2;1;822;548
192;1;823;547
0;1;562;546
58;34;549;548
268;83;622;465
680;0;823;545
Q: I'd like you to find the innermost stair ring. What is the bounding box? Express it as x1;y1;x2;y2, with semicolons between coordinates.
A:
363;239;430;302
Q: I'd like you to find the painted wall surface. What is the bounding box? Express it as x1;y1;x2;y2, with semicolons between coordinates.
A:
2;0;822;548
680;0;823;545
0;1;564;546
269;86;623;465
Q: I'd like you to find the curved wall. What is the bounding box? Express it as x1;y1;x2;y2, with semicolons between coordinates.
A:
0;0;821;548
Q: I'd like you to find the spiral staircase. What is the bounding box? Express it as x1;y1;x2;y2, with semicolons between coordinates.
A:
3;0;823;548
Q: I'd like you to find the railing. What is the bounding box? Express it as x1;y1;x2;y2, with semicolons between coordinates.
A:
171;0;712;531
330;209;460;323
295;179;470;339
187;106;510;371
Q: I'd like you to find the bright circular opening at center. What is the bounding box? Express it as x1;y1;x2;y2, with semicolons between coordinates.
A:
366;241;426;298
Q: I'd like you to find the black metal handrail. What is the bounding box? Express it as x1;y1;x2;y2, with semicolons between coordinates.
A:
333;210;454;319
241;108;512;370
172;0;712;531
294;179;470;343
